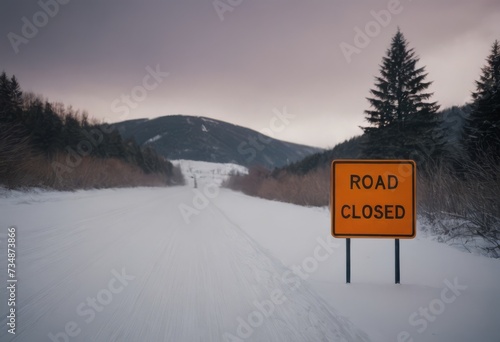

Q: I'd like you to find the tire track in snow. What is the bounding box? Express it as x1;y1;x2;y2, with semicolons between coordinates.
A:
207;201;371;342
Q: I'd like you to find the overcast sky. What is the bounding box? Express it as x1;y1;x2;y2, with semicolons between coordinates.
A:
1;0;499;148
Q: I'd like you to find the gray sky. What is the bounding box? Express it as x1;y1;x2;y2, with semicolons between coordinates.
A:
1;0;499;148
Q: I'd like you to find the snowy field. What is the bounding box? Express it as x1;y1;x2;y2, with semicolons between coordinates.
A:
0;161;499;341
173;160;248;187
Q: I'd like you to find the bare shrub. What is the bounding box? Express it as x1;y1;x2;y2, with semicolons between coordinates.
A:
224;166;269;196
0;123;41;189
418;161;500;256
224;166;329;207
257;168;329;206
0;145;175;191
48;154;170;190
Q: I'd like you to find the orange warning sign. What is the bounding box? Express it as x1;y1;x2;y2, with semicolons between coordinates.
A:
331;160;416;238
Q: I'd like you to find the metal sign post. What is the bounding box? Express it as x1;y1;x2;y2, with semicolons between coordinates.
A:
395;239;400;284
346;238;351;284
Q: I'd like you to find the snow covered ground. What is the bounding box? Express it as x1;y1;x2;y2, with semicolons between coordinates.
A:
0;161;499;341
173;159;248;187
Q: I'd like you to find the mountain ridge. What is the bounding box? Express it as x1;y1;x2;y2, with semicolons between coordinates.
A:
114;114;322;168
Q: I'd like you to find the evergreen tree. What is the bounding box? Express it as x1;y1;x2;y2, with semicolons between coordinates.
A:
362;29;442;165
462;40;500;165
0;72;8;97
9;76;23;110
0;73;23;123
40;101;64;155
0;72;11;120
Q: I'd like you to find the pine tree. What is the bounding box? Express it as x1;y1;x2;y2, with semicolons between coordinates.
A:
462;40;500;165
362;29;441;165
8;76;23;111
0;72;11;120
0;73;23;123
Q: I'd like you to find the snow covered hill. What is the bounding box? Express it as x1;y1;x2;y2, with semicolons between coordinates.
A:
114;115;322;168
0;163;499;341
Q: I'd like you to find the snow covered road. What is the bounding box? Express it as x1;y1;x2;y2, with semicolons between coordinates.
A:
0;186;368;342
1;181;499;341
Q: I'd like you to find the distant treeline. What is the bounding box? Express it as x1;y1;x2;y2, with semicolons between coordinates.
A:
225;32;500;256
0;71;184;190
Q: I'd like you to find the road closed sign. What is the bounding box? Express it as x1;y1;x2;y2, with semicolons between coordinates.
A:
331;160;416;238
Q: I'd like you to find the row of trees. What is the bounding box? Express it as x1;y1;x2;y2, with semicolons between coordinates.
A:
0;72;183;189
360;32;499;255
361;29;499;174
